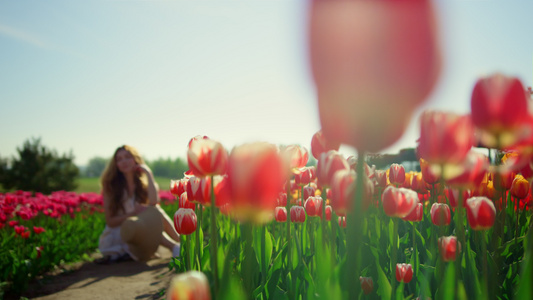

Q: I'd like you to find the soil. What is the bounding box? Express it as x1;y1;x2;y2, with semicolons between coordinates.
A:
6;247;176;300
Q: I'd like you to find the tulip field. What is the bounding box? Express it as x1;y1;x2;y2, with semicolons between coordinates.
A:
166;135;533;300
0;189;179;298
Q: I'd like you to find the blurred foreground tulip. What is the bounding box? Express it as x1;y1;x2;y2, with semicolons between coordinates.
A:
470;73;531;148
227;142;286;224
166;270;211;300
396;263;413;283
309;0;441;152
466;197;496;230
418;110;474;165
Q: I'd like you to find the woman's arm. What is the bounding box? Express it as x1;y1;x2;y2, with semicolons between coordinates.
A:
137;164;160;206
103;192;145;228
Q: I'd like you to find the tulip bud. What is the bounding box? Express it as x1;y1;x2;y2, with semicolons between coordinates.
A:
465;197;496;230
303;186;317;202
311;130;341;160
173;208;198;235
179;192;196;210
290;206;306;223
381;186;419;218
338;216;346;228
511;174;529;199
187;138;228;177
430;203;451;226
396;263;413;283
438;236;461;262
389;164;406;185
275;207;287;223
325;205;332;221
304;196;323;217
359;277;374;295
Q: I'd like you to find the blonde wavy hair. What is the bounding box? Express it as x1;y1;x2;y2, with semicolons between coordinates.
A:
100;145;149;216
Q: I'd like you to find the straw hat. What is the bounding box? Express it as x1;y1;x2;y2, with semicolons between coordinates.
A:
120;206;163;261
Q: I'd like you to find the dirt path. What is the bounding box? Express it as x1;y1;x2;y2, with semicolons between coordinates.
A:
11;247;176;300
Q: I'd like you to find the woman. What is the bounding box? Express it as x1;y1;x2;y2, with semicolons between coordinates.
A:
97;145;180;264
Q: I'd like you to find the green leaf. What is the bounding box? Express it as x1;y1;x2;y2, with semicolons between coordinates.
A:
376;260;391;300
435;263;455;300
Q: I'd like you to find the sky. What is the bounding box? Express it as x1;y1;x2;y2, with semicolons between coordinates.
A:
1;0;532;167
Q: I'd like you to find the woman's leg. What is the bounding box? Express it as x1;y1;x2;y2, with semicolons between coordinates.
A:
155;204;180;243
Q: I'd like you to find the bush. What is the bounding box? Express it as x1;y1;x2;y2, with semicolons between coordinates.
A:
0;138;79;194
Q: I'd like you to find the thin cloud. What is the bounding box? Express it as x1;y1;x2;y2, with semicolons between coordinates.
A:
0;24;54;50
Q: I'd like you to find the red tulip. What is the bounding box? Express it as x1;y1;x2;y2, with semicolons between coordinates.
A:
389;164;406;185
33;226;45;235
187;138;228;177
171;179;189;197
303;186;316;202
304;196;323;217
359;277;374;295
330;169;374;216
282;145;309;173
277;193;287;207
213;175;231;207
430;203;451;226
418;111;474;165
325;205;332;221
310;129;340;160
8;220;19;227
338;216;346;228
35;246;43;259
438;236;460;262
381;186;419;218
166;270;211;300
471;73;531;148
446;189;471;208
275;207;287;223
295;167;313;186
316;150;350;189
186;176;211;206
419;158;440;185
465;197;496;230
445;151;488;189
402;203;423;222
290;206;306;223
227;142;287;224
511;174;529;199
188;135;210;148
396;263;413;283
309;0;441;152
179;192;196;210
374;170;388;188
173;208;197;235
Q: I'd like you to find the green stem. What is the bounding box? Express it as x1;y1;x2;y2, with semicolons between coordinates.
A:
209;176;219;295
261;225;267;300
196;203;202;271
481;231;489;300
344;151;365;298
391;218;399;300
242;223;254;298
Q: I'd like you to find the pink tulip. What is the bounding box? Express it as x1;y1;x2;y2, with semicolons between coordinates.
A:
166;270;211;300
389;164;406;185
310;129;340;160
438;236;460;262
316;150;350;189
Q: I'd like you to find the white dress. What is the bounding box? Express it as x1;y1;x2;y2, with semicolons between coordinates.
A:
98;193;135;259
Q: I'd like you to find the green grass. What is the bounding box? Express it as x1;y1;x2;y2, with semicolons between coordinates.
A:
75;176;173;193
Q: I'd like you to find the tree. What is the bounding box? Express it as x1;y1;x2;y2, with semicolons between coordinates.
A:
147;157;188;178
0;138;79;194
85;156;109;177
